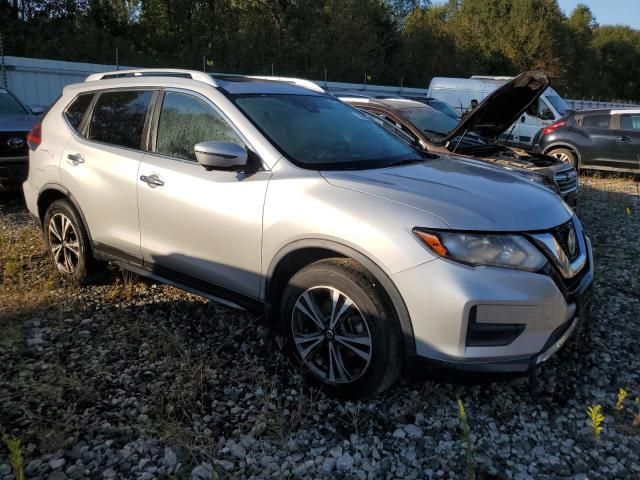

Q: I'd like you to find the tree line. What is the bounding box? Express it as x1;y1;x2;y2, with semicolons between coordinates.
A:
1;0;639;101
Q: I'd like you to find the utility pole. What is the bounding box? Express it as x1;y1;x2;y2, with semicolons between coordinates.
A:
115;47;119;70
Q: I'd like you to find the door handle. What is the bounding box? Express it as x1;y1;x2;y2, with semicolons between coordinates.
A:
617;136;631;143
67;153;85;165
140;174;165;187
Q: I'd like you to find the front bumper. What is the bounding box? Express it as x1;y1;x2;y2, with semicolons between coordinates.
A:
393;235;593;373
0;156;28;190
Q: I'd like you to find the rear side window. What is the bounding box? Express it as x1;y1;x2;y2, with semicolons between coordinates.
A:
89;90;153;149
620;114;640;131
64;94;93;131
581;114;611;128
155;91;242;162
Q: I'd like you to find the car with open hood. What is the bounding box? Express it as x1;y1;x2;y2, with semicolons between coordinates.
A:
23;70;593;398
342;71;579;207
0;87;42;191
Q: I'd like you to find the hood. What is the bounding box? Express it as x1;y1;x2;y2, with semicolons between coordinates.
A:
443;71;549;143
0;114;40;132
321;155;571;231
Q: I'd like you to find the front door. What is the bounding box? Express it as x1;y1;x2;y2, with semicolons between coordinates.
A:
137;90;270;299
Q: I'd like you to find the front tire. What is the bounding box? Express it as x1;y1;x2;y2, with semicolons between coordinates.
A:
281;258;403;398
548;147;578;169
43;199;95;285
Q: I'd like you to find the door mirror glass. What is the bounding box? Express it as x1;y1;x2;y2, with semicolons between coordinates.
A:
195;141;248;170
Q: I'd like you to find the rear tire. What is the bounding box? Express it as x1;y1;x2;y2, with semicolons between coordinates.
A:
548;147;578;169
43;199;96;285
281;258;403;398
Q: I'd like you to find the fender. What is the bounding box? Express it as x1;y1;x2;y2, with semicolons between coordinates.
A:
265;238;416;357
543;142;582;165
38;182;96;256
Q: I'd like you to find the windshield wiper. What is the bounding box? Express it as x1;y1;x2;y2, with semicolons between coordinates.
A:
387;158;426;167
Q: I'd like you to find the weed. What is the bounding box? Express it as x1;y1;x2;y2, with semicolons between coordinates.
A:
615;388;628;411
3;436;25;480
633;397;640;429
457;399;475;480
587;404;605;440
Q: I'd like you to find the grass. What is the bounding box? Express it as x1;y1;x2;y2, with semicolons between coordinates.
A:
3;437;25;480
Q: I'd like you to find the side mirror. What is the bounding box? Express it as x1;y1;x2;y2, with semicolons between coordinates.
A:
539;109;555;121
194;141;248;171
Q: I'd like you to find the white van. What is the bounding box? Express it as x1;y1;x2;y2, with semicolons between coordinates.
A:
427;75;569;149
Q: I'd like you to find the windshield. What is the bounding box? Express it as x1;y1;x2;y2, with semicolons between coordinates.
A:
0;89;28;114
545;94;568;117
401;106;460;140
233;94;424;169
426;99;460;119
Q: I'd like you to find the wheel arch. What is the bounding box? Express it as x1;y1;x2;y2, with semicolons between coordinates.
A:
265;239;416;357
543;143;582;166
37;183;95;256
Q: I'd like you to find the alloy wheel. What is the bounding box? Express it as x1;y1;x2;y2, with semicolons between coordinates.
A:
551;151;572;163
291;286;373;384
48;213;80;274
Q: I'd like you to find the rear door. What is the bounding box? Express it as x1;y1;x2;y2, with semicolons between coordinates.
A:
60;89;155;258
137;89;270;299
575;113;617;166
613;113;640;170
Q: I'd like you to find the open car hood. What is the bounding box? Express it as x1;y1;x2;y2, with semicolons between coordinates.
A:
442;71;549;143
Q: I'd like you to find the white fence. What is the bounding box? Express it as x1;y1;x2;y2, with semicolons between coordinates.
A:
1;55;638;111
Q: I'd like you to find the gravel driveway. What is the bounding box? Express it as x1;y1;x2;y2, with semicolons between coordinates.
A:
1;174;639;480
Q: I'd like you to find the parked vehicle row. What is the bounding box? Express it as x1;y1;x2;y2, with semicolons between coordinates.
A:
23;69;593;397
338;72;579;206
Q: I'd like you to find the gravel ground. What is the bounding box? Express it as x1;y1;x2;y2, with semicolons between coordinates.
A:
1;174;639;480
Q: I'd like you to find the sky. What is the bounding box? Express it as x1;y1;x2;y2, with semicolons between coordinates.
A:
556;0;640;29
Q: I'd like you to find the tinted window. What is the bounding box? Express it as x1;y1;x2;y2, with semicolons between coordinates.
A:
401;106;459;140
545;95;568;116
582;114;610;128
0;88;28;114
234;95;423;169
156;92;242;161
64;94;93;131
89;90;153;149
620;114;640;131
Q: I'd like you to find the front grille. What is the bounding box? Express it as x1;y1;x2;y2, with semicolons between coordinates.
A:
0;131;29;158
554;168;578;194
550;220;579;262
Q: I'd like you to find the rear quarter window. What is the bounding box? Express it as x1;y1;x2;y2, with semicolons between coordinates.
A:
88;90;154;150
64;94;94;132
579;114;611;128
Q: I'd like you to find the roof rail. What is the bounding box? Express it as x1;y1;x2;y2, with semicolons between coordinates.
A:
85;69;218;86
212;73;324;93
248;75;325;93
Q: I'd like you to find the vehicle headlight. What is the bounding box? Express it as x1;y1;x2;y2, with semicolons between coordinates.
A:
517;171;556;192
413;228;547;272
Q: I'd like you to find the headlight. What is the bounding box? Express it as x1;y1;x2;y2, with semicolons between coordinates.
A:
413;228;547;272
517;171;556;192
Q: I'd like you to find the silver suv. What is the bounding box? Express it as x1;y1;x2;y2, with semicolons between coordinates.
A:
23;69;594;397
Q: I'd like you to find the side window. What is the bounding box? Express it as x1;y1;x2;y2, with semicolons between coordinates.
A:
88;90;153;149
620;114;640;131
581;114;611;129
156;91;242;162
538;98;555;121
64;94;93;132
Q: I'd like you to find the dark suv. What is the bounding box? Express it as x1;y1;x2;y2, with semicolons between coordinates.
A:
0;87;41;190
534;108;640;172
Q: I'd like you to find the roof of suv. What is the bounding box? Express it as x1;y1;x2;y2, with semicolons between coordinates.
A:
80;69;325;96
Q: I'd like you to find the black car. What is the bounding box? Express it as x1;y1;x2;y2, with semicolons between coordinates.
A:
534;108;640;172
0;87;41;191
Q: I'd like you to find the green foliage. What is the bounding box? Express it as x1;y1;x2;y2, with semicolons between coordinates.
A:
3;436;25;480
1;0;639;100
